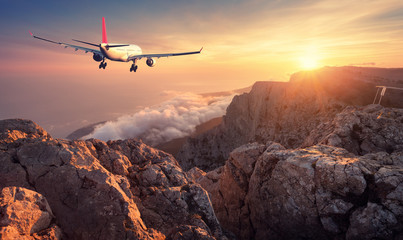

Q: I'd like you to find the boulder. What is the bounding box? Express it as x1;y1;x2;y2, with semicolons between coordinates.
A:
0;186;62;239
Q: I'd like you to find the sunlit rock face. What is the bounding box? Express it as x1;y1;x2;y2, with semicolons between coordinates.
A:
0;119;225;240
0;186;62;240
192;142;403;240
303;104;403;155
177;66;403;171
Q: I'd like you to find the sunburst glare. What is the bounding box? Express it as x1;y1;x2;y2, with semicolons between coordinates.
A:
299;47;321;70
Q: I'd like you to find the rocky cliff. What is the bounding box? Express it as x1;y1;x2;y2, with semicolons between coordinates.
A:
178;66;403;239
177;66;403;171
0;119;225;239
190;140;403;239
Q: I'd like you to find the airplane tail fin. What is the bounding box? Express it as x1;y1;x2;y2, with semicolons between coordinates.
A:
102;17;108;44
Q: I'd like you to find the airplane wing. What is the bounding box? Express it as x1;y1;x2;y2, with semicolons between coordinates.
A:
128;47;203;61
29;31;102;55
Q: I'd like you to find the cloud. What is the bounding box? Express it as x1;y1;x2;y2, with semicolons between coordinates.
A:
83;92;234;146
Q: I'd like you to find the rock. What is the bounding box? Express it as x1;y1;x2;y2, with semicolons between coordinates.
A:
249;145;331;239
372;156;403;225
194;143;403;239
169;225;216;240
187;167;207;182
0;151;31;190
18;139;156;240
0;119;225;239
177;67;403;171
229;143;266;176
347;203;397;240
194;143;268;239
0;119;51;143
303;105;403;155
0;186;62;239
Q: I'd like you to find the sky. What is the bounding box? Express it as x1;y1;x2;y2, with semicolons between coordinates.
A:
1;0;403;138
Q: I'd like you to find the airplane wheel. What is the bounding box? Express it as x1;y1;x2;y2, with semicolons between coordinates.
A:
99;64;102;69
134;66;138;72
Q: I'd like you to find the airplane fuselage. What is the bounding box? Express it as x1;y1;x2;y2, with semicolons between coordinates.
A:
100;43;142;62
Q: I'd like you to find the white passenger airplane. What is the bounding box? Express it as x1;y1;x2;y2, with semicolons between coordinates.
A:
30;17;202;72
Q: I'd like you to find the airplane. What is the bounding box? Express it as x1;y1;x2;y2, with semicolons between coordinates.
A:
29;17;202;72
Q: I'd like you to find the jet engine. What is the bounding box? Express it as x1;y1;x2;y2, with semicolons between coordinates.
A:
93;53;103;62
146;58;156;67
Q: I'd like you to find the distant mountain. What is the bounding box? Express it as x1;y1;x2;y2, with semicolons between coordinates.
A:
66;121;106;140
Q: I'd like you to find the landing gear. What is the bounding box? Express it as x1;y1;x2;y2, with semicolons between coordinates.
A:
99;60;107;69
130;59;138;72
130;64;138;72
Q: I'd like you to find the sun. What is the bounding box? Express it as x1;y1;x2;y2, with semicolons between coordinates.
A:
299;55;319;70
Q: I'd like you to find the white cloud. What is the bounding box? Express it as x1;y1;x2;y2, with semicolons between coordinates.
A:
83;92;234;146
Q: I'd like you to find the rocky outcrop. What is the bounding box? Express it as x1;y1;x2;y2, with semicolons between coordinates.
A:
0;119;224;239
192;142;403;239
177;66;403;171
195;143;269;239
303;104;403;155
0;187;62;239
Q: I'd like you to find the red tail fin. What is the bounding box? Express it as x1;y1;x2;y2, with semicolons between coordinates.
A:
102;17;108;44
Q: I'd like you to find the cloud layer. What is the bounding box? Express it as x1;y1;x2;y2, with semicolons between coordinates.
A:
83;92;234;146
